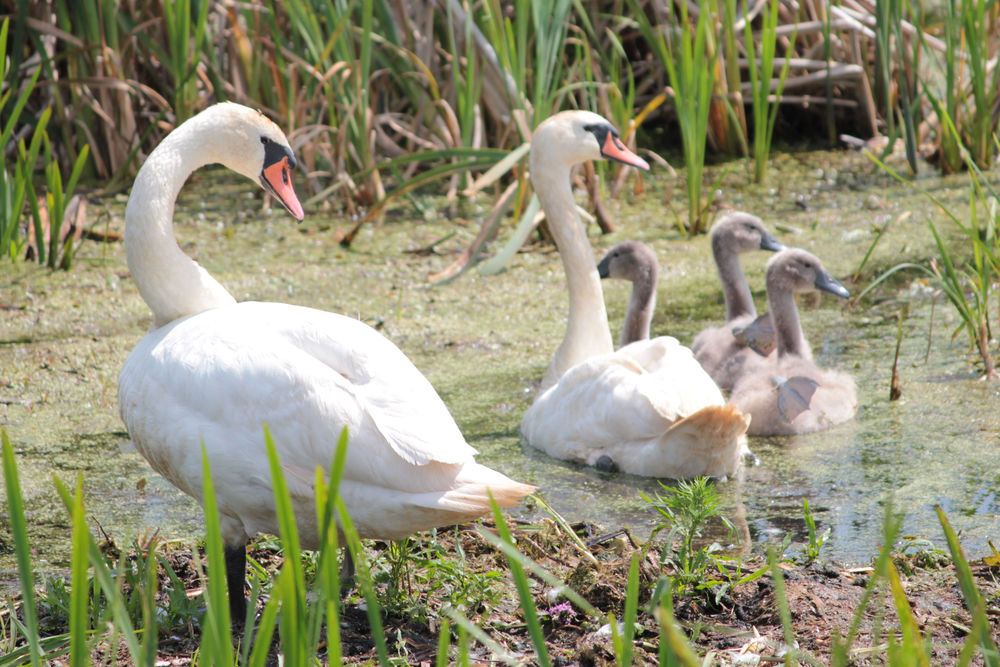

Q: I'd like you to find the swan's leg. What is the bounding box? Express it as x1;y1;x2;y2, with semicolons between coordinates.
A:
224;544;247;623
340;547;355;592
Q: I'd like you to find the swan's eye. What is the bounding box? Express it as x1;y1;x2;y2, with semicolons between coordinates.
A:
260;136;271;146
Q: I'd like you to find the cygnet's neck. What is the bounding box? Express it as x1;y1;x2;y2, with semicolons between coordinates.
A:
767;282;808;358
621;269;656;346
712;233;755;322
125;113;238;329
532;162;614;390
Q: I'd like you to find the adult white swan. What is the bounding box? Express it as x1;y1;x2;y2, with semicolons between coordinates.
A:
118;102;533;621
519;111;750;478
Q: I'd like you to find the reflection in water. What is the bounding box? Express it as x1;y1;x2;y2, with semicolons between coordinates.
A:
496;297;1000;566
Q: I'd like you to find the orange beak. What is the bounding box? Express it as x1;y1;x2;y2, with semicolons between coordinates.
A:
261;156;305;221
600;132;650;171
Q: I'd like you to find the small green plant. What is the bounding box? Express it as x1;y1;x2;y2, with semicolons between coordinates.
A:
641;477;736;594
800;498;830;564
369;531;504;625
703;552;769;605
892;535;951;573
24;128;90;269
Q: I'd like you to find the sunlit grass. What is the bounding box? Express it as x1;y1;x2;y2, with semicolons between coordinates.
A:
629;0;716;235
743;0;795;183
4;0;999;261
866;116;1000;377
2;428;998;664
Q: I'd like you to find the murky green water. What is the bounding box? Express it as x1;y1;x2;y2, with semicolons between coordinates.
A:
1;149;997;588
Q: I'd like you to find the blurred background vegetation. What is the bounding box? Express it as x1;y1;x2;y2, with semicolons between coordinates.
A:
1;0;997;264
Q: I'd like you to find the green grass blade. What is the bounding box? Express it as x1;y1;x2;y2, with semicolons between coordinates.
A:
474;524;597;617
335;495;390;665
199;445;235;664
51;476;143;662
356;155;505;222
617;553;640;666
935;506;1000;665
490;496;550;667
68;473;90;666
766;546;800;665
246;592;281;667
654;589;701;666
886;559;930;664
476;193;539;276
263;425;311;663
314;427;350;665
435;618;451;667
443;607;520;666
1;430;42;667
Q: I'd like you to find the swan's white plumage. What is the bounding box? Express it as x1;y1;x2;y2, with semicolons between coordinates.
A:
519;111;750;478
522;338;749;477
118;103;532;555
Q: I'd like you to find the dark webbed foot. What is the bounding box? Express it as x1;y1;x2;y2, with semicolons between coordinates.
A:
340;547;356;594
595;455;618;473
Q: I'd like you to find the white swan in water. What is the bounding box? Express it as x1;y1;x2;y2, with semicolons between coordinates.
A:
118;102;533;620
519;111;750;478
729;248;856;435
691;212;785;391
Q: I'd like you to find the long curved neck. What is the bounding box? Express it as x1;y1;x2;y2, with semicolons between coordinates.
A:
533;165;614;390
621;273;656;346
713;235;755;321
125;116;237;329
768;283;807;358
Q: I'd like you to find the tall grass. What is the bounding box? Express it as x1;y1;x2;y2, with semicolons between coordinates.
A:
743;0;796;183
0;15;40;262
160;0;212;123
865;112;1000;377
3;426;1000;664
874;0;921;174
954;0;999;169
919;0;1000;173
628;0;716;235
5;0;998;260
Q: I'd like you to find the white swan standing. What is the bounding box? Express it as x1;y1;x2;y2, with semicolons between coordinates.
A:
519;111;750;478
118;103;534;621
729;248;856;435
597;240;659;347
691;212;785;391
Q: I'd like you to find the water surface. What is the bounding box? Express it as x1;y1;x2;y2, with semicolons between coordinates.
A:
1;148;997;585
